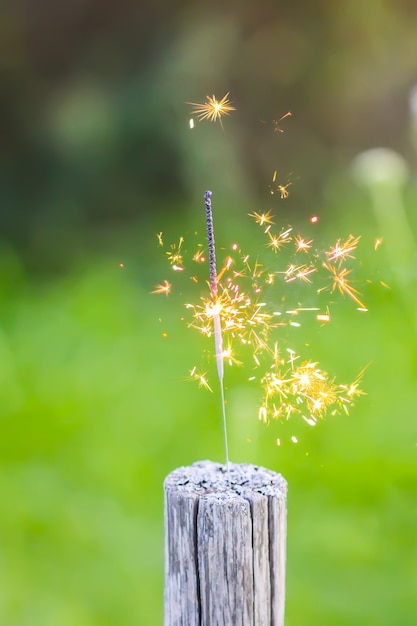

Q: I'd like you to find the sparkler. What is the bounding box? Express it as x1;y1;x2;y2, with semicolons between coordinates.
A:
152;99;369;447
154;202;368;441
204;190;230;483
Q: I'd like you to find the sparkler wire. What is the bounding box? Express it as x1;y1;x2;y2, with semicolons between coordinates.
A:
204;190;230;484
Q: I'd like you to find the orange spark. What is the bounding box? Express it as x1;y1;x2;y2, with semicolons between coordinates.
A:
267;227;292;251
278;183;291;199
284;264;317;284
166;237;185;268
273;111;292;133
189;366;213;392
324;263;366;308
193;250;206;263
295;236;313;252
187;92;236;125
316;313;330;322
152;280;172;296
249;210;275;226
326;235;360;262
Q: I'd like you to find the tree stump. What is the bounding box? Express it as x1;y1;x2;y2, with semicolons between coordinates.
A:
164;460;287;626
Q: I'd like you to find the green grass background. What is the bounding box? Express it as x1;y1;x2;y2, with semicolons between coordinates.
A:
0;183;416;625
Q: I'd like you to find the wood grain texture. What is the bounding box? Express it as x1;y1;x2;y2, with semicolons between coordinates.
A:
164;461;287;626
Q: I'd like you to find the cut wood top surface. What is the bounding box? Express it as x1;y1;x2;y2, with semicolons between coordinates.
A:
164;460;287;498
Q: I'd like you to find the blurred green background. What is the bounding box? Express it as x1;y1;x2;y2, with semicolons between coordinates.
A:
1;1;417;624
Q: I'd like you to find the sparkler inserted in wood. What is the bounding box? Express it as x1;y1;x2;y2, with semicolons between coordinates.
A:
204;190;230;484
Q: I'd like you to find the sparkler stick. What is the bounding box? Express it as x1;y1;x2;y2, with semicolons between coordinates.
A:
204;190;230;484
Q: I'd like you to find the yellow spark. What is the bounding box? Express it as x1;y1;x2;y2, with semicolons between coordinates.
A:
152;280;172;296
269;170;292;197
278;184;291;199
157;232;164;246
325;235;360;262
339;366;368;402
259;406;268;422
273;111;292;133
257;345;365;425
187;92;236;125
286;348;298;367
295;236;313;252
284;264;317;284
166;237;185;268
193;249;206;263
222;346;243;367
249;210;275;226
186;281;278;356
188;367;213;392
324;263;366;309
267;227;292;251
217;256;234;283
374;237;383;250
316;313;330;322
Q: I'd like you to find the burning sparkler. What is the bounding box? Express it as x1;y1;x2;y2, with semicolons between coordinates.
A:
154;201;368;437
204;190;230;482
152;99;369;448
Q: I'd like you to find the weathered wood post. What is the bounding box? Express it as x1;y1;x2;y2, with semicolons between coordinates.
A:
164;460;287;625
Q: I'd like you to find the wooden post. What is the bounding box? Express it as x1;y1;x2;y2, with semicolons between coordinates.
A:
164;460;287;626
